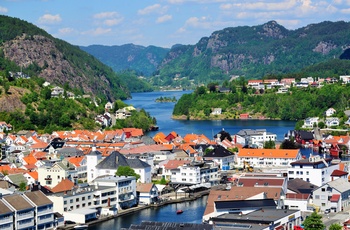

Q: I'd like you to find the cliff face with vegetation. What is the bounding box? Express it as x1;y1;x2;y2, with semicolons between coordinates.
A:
0;15;130;101
154;21;350;88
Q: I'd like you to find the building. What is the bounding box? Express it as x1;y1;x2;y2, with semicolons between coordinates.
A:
237;148;302;168
302;117;319;128
38;161;77;188
235;129;277;147
169;161;219;187
202;145;235;170
288;155;339;187
312;178;350;213
136;183;159;205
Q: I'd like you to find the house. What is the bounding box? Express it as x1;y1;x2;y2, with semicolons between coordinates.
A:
115;108;132;119
325;108;336;117
136;183;159;205
37;161;77;188
288;155;339;187
284;193;311;212
169;161;219;187
0;122;12;133
239;113;250;119
105;102;113;111
237;148;302;168
202;145;235;170
235;129;277;147
87;150;151;183
277;87;288;93
211;108;222;115
312;178;350;213
302;117;319;128
325;117;340;127
340;75;350;84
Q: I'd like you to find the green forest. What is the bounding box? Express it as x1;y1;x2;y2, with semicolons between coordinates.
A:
0;77;156;133
173;79;350;130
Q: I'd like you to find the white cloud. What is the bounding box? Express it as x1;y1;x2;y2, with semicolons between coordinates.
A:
184;16;212;29
38;14;62;24
220;0;297;11
168;0;227;4
104;18;124;26
58;27;74;35
340;7;350;13
0;6;8;13
93;11;118;19
156;14;172;23
138;4;168;15
84;27;112;36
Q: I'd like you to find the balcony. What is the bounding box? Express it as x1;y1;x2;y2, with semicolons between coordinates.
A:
44;177;52;181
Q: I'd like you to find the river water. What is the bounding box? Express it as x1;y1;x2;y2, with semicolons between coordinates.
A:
89;90;313;229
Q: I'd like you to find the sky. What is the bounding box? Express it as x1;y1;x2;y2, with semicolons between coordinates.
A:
1;0;350;48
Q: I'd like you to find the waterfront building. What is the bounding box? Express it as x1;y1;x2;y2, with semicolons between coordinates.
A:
235;129;277;148
236;148;301;168
288;155;339;187
136;182;159;205
302;117;319;128
169;161;219;187
312;178;350;213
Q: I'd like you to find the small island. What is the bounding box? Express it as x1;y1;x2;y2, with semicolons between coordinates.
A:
155;96;177;103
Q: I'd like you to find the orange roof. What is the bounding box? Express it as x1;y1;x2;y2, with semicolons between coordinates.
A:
26;171;38;180
238;148;300;159
51;178;74;193
163;159;190;170
22;153;38;165
68;156;85;167
183;133;211;144
136;183;154;193
30;141;48;149
33;151;47;160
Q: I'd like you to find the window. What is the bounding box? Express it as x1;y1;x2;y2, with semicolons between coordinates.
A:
288;171;294;175
82;197;85;201
64;201;67;205
322;188;325;192
76;198;79;202
70;199;73;203
306;171;309;175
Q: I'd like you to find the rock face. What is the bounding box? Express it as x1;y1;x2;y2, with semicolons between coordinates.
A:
0;86;28;112
1;34;128;100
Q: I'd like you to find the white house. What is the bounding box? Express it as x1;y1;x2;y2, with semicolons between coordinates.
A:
235;129;277;147
303;117;319;128
312;178;350;213
202;145;235;170
288;155;339;187
284;193;311;212
37;162;77;188
325;117;340;127
136;183;159;205
170;161;219;186
325;108;336;117
87;150;151;183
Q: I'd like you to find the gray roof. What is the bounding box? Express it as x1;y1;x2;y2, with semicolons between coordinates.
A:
24;191;53;206
6;174;27;186
288;178;318;194
0;199;12;215
3;194;34;211
57;147;84;157
96;151;150;170
326;178;350;193
89;150;102;156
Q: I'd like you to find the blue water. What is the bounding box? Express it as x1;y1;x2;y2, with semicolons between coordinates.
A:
89;196;208;229
125;91;296;142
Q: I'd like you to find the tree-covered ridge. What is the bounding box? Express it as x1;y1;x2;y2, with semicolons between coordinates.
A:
0;15;130;100
154;21;350;89
0;77;156;134
173;80;350;125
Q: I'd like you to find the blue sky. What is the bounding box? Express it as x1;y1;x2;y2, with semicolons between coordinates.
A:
2;0;350;48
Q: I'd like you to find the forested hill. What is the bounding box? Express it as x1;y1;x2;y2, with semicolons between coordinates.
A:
80;44;169;76
153;20;350;88
0;15;130;100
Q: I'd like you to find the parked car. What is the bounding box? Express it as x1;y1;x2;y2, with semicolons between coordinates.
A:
64;220;76;225
324;209;330;214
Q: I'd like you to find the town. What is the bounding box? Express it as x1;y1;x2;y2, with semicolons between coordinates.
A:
1;108;350;230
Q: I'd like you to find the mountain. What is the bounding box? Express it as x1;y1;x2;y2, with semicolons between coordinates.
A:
154;20;350;87
80;44;169;76
0;15;130;100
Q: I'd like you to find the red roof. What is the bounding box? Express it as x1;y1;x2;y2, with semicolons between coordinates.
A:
331;169;348;177
330;194;340;202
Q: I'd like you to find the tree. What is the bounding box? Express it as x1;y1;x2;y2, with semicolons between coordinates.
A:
280;139;299;149
19;181;27;191
263;139;276;149
302;211;325;230
329;223;342;230
116;166;140;181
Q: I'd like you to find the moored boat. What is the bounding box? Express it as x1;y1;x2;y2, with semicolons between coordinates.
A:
176;209;183;214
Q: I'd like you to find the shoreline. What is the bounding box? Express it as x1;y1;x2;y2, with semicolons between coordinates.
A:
58;189;210;229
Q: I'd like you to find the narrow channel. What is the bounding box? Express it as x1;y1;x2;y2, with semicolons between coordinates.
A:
88;196;208;229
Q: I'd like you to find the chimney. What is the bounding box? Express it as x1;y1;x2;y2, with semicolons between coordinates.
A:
116;156;118;163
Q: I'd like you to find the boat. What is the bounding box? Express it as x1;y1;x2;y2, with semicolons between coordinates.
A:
74;225;88;230
176;209;183;214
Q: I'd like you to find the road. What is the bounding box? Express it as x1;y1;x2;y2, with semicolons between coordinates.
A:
321;211;349;229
